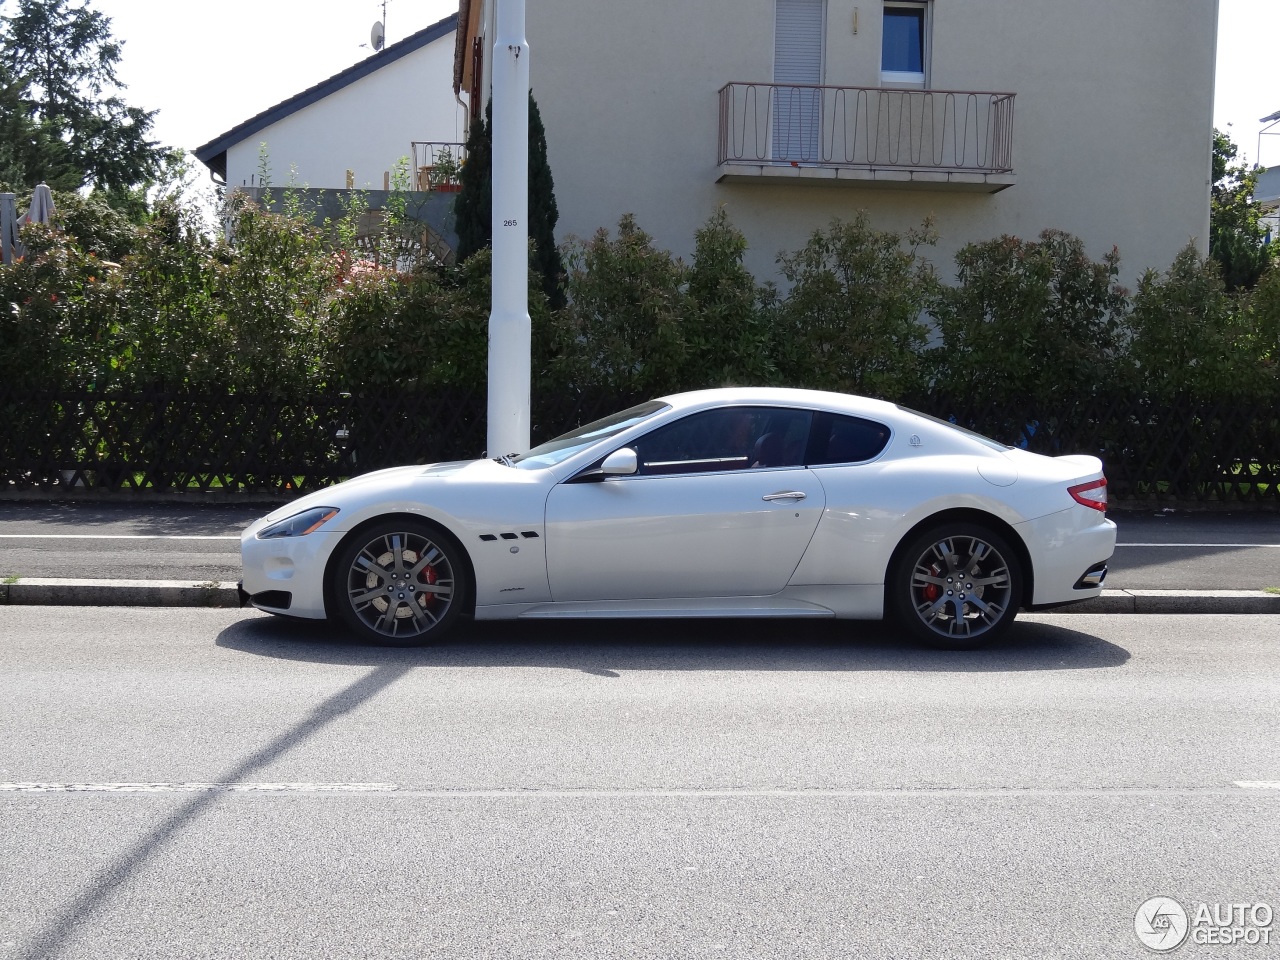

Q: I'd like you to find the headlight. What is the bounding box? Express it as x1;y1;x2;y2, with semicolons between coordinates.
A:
256;507;340;539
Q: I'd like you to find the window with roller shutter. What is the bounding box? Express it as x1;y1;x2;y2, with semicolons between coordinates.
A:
772;0;825;162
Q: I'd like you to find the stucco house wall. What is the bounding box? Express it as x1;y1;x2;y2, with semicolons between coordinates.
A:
462;0;1217;287
199;15;463;192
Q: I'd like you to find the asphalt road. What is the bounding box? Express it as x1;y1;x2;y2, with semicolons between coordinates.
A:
0;503;258;584
2;609;1277;959
3;502;1280;590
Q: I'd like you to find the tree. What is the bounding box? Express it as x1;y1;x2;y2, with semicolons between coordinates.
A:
452;92;566;308
929;229;1126;411
683;207;778;387
558;214;687;396
1127;244;1253;401
453;101;492;264
775;214;936;400
1210;128;1272;291
525;94;565;309
0;0;168;193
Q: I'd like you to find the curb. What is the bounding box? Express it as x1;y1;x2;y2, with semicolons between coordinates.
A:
1;581;1278;614
2;579;240;608
1055;589;1280;615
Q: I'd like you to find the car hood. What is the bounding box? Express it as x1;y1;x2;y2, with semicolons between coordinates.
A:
254;458;492;527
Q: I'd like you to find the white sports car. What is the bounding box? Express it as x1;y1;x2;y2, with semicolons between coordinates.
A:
239;388;1115;649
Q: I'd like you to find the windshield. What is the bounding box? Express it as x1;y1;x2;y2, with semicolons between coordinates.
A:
510;401;670;469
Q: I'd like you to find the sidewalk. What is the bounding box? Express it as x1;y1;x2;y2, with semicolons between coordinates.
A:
1;501;1279;613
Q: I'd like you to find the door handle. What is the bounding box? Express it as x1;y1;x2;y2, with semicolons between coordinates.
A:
762;490;807;502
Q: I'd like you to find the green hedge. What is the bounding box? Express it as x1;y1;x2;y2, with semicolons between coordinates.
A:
4;189;1278;416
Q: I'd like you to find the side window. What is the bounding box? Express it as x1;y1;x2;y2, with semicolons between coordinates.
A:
633;408;813;476
806;413;891;465
881;1;929;87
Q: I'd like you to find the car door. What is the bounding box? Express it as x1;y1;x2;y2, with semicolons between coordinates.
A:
543;407;826;601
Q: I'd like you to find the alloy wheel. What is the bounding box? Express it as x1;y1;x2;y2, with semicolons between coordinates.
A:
335;522;462;644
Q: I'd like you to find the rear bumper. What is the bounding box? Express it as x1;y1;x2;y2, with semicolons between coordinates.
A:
1074;560;1109;590
1017;509;1117;606
1029;561;1110;611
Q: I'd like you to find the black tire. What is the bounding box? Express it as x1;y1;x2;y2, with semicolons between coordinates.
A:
331;518;466;646
890;522;1023;650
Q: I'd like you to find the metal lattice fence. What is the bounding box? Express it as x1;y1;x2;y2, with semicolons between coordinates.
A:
921;392;1280;506
0;388;640;497
2;388;1278;505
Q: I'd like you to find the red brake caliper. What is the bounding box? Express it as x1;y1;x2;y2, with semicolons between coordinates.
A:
922;564;941;603
418;563;438;606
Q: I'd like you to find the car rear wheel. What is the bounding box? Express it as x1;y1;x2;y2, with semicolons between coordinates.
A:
332;519;466;646
891;523;1022;649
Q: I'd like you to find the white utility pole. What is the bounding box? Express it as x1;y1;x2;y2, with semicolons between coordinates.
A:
487;0;531;456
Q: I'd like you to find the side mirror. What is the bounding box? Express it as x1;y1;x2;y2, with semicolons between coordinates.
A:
600;448;638;476
569;447;639;483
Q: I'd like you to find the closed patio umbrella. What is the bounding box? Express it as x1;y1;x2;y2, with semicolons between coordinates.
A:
23;183;54;225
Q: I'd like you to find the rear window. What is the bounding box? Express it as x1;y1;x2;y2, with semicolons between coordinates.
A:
806;413;892;464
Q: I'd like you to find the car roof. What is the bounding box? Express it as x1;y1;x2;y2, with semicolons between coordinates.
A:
657;387;901;419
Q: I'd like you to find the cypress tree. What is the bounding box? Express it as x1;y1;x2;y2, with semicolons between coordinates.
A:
453;93;565;308
453;100;491;264
526;94;565;309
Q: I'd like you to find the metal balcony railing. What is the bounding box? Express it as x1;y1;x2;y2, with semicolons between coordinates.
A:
718;82;1015;175
411;141;467;191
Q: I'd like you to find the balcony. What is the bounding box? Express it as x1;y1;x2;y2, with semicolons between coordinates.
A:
717;83;1016;192
411;141;467;192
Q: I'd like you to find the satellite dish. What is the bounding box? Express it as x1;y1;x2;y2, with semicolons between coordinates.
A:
370;20;385;51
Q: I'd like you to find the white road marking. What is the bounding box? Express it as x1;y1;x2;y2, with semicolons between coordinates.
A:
0;782;396;793
1115;543;1280;548
2;784;1276;797
0;534;239;541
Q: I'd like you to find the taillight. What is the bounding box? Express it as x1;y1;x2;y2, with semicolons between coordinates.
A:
1069;477;1107;513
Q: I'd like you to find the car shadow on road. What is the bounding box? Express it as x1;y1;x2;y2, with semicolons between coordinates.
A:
215;613;1130;673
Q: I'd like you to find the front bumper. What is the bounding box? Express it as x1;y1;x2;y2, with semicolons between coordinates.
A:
238;581;293;612
239;528;340;620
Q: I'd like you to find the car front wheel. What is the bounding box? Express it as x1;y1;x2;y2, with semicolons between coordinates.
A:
891;523;1023;649
332;519;466;646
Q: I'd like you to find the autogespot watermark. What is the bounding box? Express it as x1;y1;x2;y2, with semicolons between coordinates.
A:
1135;897;1274;952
